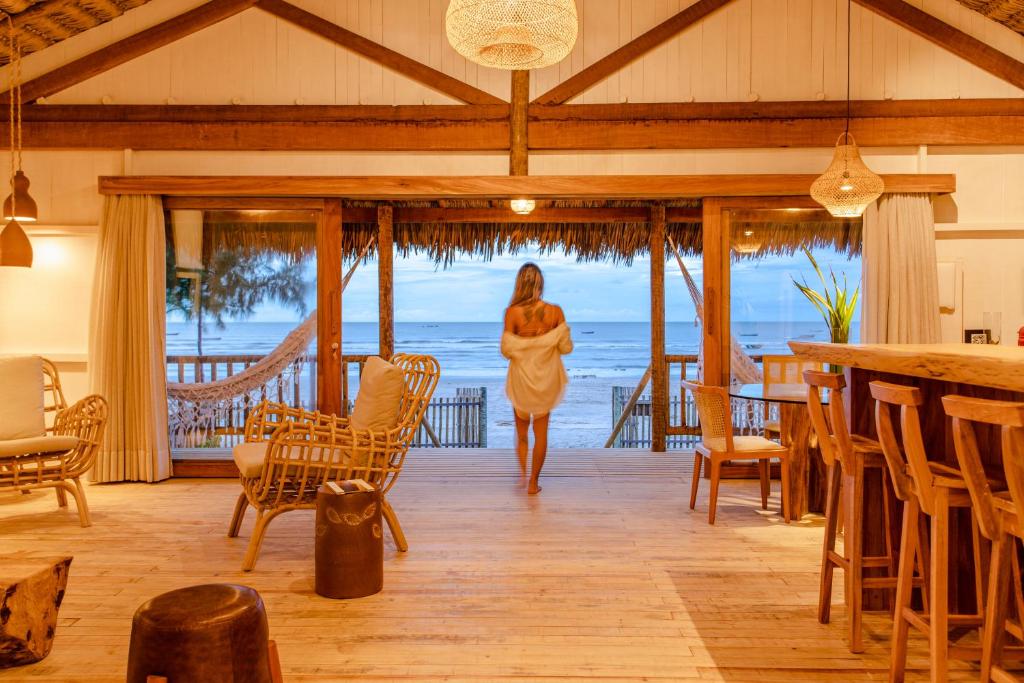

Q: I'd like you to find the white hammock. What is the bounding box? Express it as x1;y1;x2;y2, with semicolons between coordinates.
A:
167;238;373;447
667;236;763;385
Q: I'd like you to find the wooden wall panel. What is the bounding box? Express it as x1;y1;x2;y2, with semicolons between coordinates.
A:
5;0;1019;107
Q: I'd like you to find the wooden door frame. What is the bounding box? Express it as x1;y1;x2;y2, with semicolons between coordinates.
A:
701;195;826;387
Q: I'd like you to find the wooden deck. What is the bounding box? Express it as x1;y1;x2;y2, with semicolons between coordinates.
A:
0;448;976;681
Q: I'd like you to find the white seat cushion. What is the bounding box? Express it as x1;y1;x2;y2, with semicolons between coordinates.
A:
350;356;406;433
0;435;80;458
0;356;45;440
702;435;787;454
233;441;269;478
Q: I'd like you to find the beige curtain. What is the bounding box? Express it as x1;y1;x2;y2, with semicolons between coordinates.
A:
861;193;941;344
89;195;171;482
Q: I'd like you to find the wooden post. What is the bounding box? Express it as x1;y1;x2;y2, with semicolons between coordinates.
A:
650;204;668;452
377;204;394;360
510;70;529;175
318;199;343;415
701;198;731;386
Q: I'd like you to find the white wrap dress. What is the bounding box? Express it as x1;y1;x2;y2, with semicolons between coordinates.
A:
501;323;574;417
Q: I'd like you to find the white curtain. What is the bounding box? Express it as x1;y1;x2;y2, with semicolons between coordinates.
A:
861;193;941;344
89;195;171;482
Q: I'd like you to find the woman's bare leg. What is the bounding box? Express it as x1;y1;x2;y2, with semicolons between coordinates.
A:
514;410;530;487
528;413;550;495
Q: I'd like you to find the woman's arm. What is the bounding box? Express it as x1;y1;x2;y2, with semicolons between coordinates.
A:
553;305;573;354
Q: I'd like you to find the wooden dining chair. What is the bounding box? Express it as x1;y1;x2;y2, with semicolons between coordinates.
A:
943;394;1024;683
804;369;899;654
872;381;984;683
761;354;822;437
683;380;790;525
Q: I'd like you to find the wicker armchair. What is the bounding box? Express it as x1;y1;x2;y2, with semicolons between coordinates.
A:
0;357;108;527
228;354;440;571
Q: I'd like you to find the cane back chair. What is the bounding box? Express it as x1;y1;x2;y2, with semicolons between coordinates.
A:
228;354;440;571
0;357;108;527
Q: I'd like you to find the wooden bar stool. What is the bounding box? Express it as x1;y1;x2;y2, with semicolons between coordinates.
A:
872;381;985;683
943;395;1024;683
805;370;900;653
683;380;791;525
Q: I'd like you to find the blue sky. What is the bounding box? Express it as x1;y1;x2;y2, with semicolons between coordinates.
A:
236;245;862;324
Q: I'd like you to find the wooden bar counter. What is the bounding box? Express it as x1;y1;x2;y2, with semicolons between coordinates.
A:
789;342;1024;611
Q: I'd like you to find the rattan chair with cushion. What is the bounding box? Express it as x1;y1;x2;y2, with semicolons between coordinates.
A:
228;354;440;571
0;356;108;527
683;380;791;525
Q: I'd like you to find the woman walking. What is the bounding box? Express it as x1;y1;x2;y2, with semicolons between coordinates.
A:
501;263;573;494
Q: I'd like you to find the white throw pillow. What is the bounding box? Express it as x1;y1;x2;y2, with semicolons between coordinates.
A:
350;356;406;433
0;355;46;440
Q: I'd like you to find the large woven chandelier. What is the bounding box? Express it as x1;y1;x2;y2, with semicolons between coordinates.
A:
445;0;578;70
810;0;883;217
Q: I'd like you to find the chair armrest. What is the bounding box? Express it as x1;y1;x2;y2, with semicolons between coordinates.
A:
53;394;108;442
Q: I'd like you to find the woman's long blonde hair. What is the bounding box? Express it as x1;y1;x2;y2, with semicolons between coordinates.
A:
509;262;544;307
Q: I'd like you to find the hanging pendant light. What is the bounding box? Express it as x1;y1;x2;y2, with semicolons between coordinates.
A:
509;198;536;214
0;18;32;266
446;0;578;70
810;0;883;218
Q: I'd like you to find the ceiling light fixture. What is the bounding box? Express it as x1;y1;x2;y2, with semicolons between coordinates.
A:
445;0;578;70
510;198;536;215
0;18;33;267
809;0;883;218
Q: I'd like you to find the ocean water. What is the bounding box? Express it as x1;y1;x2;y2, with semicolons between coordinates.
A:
167;320;855;448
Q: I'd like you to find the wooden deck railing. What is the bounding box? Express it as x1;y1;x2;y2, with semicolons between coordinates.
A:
610;353;768;449
166;353;486;449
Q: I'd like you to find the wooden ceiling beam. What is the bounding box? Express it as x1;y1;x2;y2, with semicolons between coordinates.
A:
532;0;736;105
255;0;505;105
98;174;957;198
4;0;259;103
13;99;1023;149
853;0;1024;91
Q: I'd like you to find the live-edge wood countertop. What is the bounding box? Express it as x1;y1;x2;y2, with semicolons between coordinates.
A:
788;342;1024;393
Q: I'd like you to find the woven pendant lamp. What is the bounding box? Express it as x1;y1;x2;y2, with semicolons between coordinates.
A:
1;18;32;266
810;132;884;218
445;0;578;70
810;0;883;218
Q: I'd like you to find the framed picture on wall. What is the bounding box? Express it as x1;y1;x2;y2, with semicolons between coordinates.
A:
964;329;991;344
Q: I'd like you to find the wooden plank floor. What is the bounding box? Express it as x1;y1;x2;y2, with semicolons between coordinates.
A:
0;448;976;681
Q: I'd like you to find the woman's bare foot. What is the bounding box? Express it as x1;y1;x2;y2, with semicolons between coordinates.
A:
527;483;542;495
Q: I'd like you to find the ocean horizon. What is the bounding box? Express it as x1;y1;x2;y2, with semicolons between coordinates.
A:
167;320;857;448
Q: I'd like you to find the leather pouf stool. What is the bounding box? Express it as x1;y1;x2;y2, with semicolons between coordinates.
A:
127;583;282;683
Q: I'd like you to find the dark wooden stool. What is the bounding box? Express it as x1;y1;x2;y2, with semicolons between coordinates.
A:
315;483;384;599
127;583;282;683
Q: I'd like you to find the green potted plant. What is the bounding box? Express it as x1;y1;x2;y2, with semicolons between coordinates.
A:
791;246;859;345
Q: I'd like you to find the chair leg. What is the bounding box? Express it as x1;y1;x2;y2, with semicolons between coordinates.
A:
55;486;68;508
242;508;285;572
68;478;91;527
918;512;932;614
708;459;722;526
819;461;841;625
758;459;769;511
930;488;950;683
689;455;703;511
268;639;284;683
381;498;408;552
779;456;791;524
846;470;865;654
228;491;249;538
890;497;920;683
981;533;1012;683
881;469;897;584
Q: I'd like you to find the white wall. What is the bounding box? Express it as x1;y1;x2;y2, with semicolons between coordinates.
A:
0;0;1022;400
